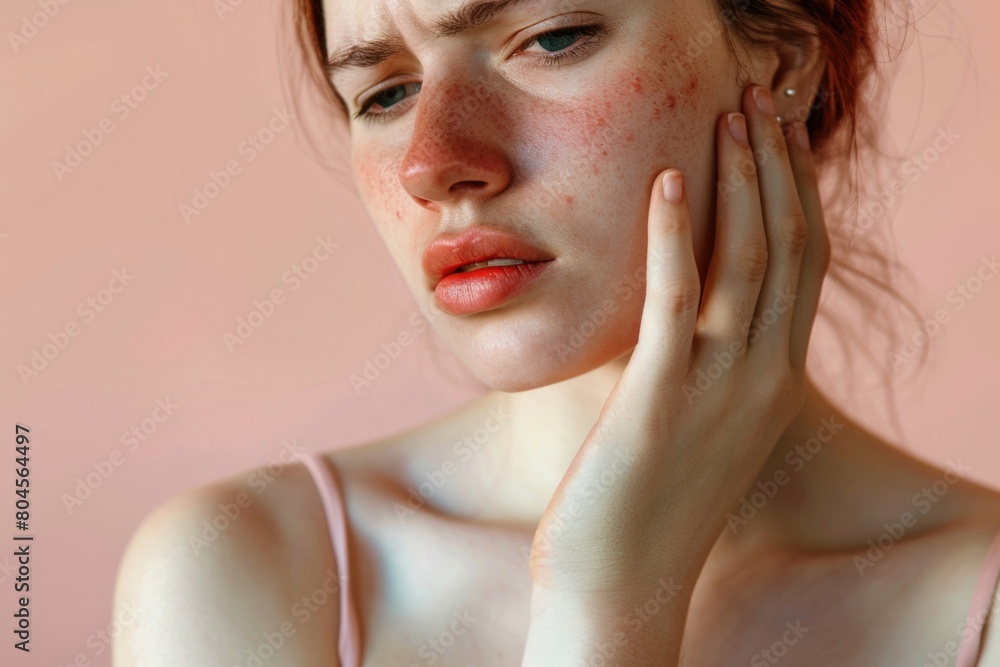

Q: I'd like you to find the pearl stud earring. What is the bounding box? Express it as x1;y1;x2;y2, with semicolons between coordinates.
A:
784;88;796;96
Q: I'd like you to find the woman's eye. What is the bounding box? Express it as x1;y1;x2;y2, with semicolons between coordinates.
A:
353;24;604;125
354;82;422;124
522;24;604;65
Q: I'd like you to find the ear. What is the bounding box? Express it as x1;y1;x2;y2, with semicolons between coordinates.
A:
766;37;826;126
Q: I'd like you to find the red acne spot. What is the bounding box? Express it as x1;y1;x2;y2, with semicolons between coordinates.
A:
629;76;643;93
625;131;635;143
601;150;607;156
652;105;661;119
666;94;676;108
683;75;697;96
592;164;599;175
565;195;575;206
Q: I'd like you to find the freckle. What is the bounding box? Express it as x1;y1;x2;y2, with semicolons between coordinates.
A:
629;76;643;93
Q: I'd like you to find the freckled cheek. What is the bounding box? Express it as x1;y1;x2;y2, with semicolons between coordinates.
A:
353;147;415;259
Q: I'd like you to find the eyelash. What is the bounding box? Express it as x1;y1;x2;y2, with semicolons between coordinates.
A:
353;24;606;125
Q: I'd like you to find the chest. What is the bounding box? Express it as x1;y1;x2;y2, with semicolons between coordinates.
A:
351;519;981;667
680;547;976;666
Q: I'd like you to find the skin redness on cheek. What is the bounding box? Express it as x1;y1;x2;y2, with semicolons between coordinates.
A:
352;30;706;250
555;41;701;180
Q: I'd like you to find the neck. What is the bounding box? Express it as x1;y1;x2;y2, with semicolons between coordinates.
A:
473;352;853;549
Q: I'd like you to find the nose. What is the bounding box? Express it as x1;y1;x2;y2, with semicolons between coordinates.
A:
398;78;513;209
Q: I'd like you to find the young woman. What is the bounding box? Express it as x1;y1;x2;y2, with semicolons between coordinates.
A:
113;0;1000;664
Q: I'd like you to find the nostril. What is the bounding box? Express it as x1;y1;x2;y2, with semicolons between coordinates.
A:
449;181;488;194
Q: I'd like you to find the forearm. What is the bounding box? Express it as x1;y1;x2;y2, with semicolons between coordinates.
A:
521;576;692;667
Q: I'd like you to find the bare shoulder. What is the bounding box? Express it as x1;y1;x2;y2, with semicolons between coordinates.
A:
948;473;1000;666
111;459;344;666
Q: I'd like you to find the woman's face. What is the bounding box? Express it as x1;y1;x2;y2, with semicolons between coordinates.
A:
324;0;768;391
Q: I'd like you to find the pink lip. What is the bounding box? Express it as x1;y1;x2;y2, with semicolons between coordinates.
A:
421;226;555;315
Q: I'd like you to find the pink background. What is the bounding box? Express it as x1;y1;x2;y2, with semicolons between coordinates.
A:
1;0;998;664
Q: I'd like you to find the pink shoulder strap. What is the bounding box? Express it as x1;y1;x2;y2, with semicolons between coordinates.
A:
956;527;1000;667
300;452;362;667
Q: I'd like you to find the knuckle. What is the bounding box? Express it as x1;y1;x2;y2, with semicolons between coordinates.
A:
777;213;809;256
655;277;702;314
754;135;786;168
659;213;691;236
720;154;757;189
768;367;803;406
736;242;769;282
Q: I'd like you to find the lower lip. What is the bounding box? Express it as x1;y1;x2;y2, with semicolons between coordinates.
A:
434;261;552;315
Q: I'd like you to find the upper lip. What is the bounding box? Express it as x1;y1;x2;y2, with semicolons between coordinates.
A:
422;225;554;288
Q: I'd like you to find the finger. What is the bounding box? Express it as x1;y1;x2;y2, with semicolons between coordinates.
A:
782;121;831;370
742;85;809;355
697;110;768;348
635;169;700;377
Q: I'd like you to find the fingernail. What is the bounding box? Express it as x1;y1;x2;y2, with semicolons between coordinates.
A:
662;170;684;203
752;86;775;115
727;112;748;145
794;122;811;150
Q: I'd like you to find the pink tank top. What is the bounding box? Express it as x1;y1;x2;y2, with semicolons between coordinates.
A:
301;451;1000;667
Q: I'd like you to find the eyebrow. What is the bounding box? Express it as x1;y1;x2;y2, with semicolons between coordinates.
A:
324;0;530;76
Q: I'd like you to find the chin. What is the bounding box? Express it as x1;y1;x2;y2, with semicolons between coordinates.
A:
436;304;642;393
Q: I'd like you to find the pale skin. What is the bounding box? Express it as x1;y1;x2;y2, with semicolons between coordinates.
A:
112;0;1000;665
